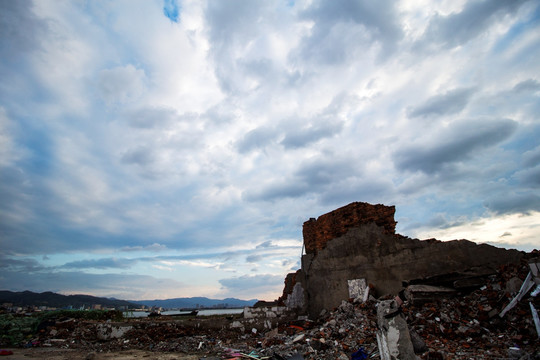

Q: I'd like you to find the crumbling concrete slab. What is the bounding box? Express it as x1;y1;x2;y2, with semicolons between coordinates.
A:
285;283;305;310
404;285;457;305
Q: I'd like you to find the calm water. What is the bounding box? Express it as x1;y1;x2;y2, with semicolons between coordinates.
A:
124;308;244;318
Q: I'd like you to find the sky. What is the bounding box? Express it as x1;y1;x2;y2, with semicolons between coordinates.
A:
1;0;539;302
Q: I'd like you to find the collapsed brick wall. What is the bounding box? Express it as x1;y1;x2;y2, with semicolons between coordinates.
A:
286;202;525;317
302;202;397;254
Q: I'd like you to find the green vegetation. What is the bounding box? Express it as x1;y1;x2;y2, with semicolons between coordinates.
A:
0;310;124;346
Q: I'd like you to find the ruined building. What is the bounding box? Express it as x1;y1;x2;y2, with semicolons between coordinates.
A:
281;202;524;317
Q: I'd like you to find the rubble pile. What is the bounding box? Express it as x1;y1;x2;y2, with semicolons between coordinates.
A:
2;256;538;359
405;258;540;359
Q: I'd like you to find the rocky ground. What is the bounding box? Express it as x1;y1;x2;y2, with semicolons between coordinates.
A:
1;258;539;359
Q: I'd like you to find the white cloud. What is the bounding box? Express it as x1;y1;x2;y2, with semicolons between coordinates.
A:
1;0;539;301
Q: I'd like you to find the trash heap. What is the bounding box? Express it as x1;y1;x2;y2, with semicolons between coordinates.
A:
403;257;540;359
2;257;539;359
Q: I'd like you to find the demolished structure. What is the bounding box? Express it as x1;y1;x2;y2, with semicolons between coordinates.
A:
3;202;539;359
280;202;525;317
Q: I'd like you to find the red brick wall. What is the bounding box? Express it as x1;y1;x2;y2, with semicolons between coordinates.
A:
302;202;396;254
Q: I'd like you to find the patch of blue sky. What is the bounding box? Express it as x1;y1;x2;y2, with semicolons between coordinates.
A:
491;3;540;54
163;0;180;23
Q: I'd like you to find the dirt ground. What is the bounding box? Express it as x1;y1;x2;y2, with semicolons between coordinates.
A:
0;348;201;360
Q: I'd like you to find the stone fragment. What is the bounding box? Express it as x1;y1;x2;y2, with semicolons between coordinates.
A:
409;329;428;354
292;334;305;343
376;300;416;360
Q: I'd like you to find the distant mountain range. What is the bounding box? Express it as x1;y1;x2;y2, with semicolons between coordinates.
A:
0;290;137;309
0;290;258;310
130;297;258;309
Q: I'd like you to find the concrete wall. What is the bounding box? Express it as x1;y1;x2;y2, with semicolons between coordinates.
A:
300;222;523;316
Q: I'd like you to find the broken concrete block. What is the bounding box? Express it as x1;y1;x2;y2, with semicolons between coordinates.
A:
348;278;368;300
376;300;416;360
500;271;536;317
96;324;132;340
404;285;457;305
409;329;428;354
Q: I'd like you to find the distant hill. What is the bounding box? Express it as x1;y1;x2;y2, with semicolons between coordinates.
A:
130;296;258;309
0;290;138;309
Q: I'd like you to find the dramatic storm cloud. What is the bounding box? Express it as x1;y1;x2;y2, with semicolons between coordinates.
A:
1;0;539;301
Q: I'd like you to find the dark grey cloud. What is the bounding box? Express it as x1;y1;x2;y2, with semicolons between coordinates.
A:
522;146;540;167
121;147;154;166
0;256;46;272
239;58;278;84
298;0;403;62
244;181;310;202
296;158;356;187
280;120;344;149
237;116;344;153
419;0;530;50
256;240;274;249
408;87;476;118
394;118;518;173
0;0;48;60
0;269;186;299
423;214;467;230
484;193;540;215
513;79;540;93
514;166;540;188
244;155;361;202
236;126;279;153
61;257;137;270
319;178;394;206
245;254;263;263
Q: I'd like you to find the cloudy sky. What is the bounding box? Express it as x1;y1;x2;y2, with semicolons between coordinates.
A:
1;0;539;302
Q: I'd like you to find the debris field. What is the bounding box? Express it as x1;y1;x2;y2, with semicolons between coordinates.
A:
2;256;539;359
